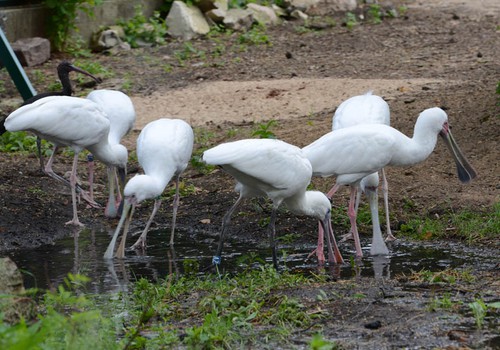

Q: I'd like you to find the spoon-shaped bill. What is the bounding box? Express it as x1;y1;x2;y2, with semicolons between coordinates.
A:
439;129;477;183
319;212;344;264
103;200;134;259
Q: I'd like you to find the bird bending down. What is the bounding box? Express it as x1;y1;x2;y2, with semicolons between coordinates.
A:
86;90;136;218
330;92;393;257
5;96;127;226
104;118;193;259
303;107;477;259
202;138;344;268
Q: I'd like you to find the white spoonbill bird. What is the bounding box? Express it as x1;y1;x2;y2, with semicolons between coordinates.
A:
303;107;477;258
5;96;127;226
0;61;102;206
104;118;193;259
202;138;344;268
87;89;136;218
331;92;393;256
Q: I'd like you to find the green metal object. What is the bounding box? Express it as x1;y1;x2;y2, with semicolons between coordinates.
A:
0;27;37;100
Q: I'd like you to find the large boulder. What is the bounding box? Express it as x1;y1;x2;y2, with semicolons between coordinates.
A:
166;1;211;40
282;0;321;13
223;8;254;31
284;0;356;15
11;37;50;67
247;4;281;26
308;0;357;15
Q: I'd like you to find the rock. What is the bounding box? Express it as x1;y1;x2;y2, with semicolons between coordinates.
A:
309;0;357;15
247;3;281;26
91;28;130;52
11;37;50;67
272;4;288;18
0;258;36;324
197;0;228;13
290;9;308;20
223;8;254;31
166;1;211;41
283;0;321;13
206;8;227;24
286;0;357;15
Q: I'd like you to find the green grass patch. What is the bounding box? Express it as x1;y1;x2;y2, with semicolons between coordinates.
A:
398;203;499;242
0;268;335;349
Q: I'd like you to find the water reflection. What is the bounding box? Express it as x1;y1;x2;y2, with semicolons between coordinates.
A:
4;227;496;294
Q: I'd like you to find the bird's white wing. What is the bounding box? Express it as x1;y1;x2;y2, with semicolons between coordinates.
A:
87;90;136;144
303;124;396;179
333;93;390;130
203;139;312;194
6;96;110;148
137;119;194;177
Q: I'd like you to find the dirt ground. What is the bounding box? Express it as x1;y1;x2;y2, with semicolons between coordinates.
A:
0;0;499;348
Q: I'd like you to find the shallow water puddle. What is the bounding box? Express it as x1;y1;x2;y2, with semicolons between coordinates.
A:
6;228;496;293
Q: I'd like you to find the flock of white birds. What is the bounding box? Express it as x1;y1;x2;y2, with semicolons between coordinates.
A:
4;63;477;268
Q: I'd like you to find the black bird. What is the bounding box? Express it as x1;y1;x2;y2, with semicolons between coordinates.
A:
23;61;102;104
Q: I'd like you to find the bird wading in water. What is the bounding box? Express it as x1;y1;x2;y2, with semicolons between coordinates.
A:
202;138;344;268
303;107;477;261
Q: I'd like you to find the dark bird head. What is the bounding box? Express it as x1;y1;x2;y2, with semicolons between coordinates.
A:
58;61;102;95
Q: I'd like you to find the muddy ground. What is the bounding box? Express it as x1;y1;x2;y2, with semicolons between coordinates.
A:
0;0;499;348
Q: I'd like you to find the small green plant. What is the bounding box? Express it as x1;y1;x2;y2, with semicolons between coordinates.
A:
252;119;278;139
399;217;445;240
277;233;302;245
117;5;167;48
0;131;51;156
406;268;475;284
0;273;120;350
65;38;93;58
30;69;47;86
73;60;114;81
164;180;198;198
43;0;103;52
345;12;358;30
496;81;500;106
121;73;134;92
469;299;487;329
368;4;383;24
428;293;456;311
238;24;271;46
162;63;173;73
309;333;337;350
174;42;206;65
295;25;314;34
190;129;217;174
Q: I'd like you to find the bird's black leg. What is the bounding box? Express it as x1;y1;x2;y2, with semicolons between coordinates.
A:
267;208;279;269
36;136;45;173
213;194;244;265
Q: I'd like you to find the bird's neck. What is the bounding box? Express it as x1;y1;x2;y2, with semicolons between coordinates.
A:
141;175;167;199
59;73;73;96
87;142;125;168
283;191;322;219
391;125;439;166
